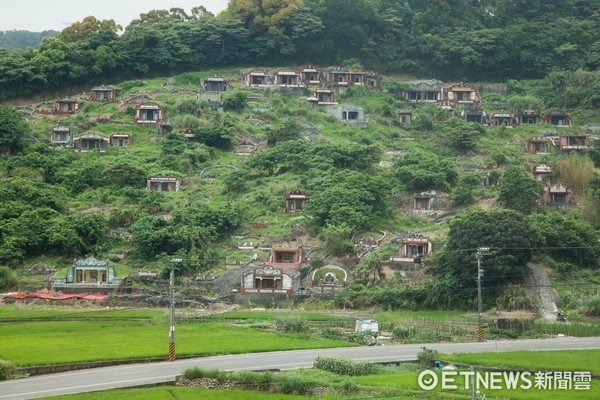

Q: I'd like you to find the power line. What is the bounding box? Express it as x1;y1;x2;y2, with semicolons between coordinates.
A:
442;245;598;254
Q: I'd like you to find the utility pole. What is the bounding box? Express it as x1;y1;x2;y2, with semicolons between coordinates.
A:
169;258;182;361
476;247;490;342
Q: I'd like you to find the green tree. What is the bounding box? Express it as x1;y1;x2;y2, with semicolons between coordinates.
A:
130;203;242;260
322;223;355;257
443;118;485;153
354;252;385;287
555;155;596;196
221;91;248;111
412;105;436;131
530;212;600;267
91;44;118;75
451;173;482;206
437;209;537;303
305;171;390;230
507;94;544;115
283;1;325;56
382;80;409;100
54;158;105;193
68;212;108;253
590;138;600;168
265;118;303;145
176;98;207;116
497;166;543;214
194;113;235;149
160;132;190;170
583;188;600;228
31;37;72;88
0;106;29;153
59;16;121;43
0;30;58;50
102;162;147;188
226;0;302;34
223;169;251;193
393;152;458;191
319;0;380;61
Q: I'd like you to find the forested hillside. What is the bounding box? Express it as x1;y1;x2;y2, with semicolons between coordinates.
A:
1;0;599;99
0;1;599;317
0;30;58;50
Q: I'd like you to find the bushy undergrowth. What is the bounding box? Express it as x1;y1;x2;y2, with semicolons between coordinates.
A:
182;368;316;395
0;359;15;380
390;320;476;343
319;326;344;340
275;316;309;333
417;348;440;368
314;356;377;376
532;321;600;336
183;367;226;382
585;295;600;316
344;332;378;346
277;375;316;396
486;327;519;339
234;370;274;390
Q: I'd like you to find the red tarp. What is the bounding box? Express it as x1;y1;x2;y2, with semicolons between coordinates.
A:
4;292;109;301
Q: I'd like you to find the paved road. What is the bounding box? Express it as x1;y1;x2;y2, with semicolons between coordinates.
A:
1;337;599;399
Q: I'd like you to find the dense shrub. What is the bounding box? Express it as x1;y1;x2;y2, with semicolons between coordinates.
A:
314;356;377;376
319;326;344;340
391;326;416;341
182;367;226;382
0;267;18;291
0;359;15;380
275;316;309;333
344;332;377;346
278;375;315;396
221;91;247;111
584;295;600;316
235;370;273;390
417;348;440;368
496;285;535;311
486;327;519;339
334;284;427;310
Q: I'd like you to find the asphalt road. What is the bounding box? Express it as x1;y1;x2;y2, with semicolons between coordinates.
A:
1;336;599;399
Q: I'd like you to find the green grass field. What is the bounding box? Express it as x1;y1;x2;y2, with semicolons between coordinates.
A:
0;306;474;324
352;369;599;399
207;310;340;321
0;306;164;320
0;320;354;367
441;349;600;376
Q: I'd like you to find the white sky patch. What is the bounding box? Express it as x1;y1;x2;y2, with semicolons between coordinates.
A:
2;0;229;32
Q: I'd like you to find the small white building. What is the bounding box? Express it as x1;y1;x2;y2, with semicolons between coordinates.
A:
355;319;379;333
325;104;368;127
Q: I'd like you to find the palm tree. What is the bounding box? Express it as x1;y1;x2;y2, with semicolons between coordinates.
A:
354;252;385;287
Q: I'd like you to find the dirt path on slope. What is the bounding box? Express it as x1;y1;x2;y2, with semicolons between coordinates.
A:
526;262;560;321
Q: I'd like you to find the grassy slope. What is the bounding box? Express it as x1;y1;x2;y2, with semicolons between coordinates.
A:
18;69;595;278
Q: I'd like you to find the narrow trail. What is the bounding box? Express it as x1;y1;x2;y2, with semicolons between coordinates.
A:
526;262;559;321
